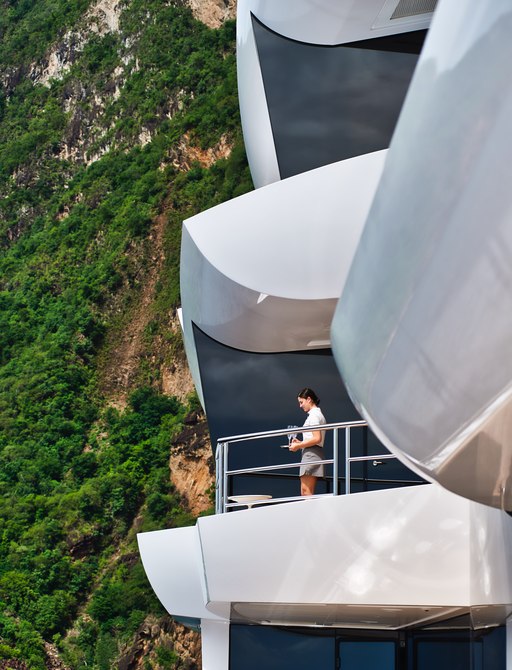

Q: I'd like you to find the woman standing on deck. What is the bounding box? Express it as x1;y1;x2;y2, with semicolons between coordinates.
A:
289;388;326;496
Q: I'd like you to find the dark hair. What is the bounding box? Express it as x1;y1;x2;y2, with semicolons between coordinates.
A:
297;387;320;405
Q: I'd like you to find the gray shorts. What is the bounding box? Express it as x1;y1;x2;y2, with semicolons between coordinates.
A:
300;446;324;477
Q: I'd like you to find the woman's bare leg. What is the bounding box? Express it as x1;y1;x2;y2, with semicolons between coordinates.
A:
300;475;317;496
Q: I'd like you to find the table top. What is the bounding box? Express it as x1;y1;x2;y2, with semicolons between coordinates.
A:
228;495;272;504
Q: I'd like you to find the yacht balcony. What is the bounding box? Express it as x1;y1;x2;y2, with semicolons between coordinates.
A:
138;419;512;632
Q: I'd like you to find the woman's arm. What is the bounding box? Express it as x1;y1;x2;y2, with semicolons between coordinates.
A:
289;430;321;451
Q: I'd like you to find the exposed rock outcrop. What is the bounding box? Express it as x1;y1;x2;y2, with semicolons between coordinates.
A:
119;616;201;670
170;131;233;171
161;334;196;403
0;661;30;670
189;0;237;29
171;411;214;516
45;642;70;670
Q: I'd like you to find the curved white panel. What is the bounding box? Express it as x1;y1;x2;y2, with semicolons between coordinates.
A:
137;527;223;622
181;151;386;372
331;0;512;509
237;5;280;188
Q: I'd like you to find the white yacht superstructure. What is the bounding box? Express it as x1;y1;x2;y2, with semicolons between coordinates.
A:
139;1;512;668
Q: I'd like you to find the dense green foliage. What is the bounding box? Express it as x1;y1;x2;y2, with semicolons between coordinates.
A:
0;1;252;667
0;387;194;669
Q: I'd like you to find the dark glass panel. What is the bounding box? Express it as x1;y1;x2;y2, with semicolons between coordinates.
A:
229;624;506;670
230;625;334;670
472;626;505;670
410;627;506;670
253;16;425;178
414;639;469;670
339;640;396;670
193;323;359;448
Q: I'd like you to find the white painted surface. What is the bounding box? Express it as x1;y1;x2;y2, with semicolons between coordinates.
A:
198;485;473;609
184;152;384;300
331;0;512;510
201;619;230;670
239;0;433;51
470;504;512;605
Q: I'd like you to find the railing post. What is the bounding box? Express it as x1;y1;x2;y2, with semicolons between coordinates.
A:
332;428;338;496
345;427;351;495
215;443;224;514
222;442;229;513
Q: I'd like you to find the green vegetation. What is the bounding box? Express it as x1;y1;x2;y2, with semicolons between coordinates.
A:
0;0;253;667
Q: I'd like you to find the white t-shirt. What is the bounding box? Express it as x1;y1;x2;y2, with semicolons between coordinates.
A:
302;406;326;447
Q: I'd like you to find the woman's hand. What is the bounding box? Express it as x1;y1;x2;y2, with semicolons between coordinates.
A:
289;438;302;452
292;431;322;450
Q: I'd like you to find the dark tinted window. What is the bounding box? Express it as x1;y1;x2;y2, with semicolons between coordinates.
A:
253;16;425;178
230;625;334;670
340;640;396;670
411;627;506;670
414;639;469;670
230;625;506;670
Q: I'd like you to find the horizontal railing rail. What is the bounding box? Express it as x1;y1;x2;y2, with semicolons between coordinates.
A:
217;422;364;445
226;458;333;476
215;421;422;513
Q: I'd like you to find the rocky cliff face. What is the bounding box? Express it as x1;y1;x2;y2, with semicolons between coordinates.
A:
2;0;237;172
29;0;123;87
171;411;214;516
22;0;237;86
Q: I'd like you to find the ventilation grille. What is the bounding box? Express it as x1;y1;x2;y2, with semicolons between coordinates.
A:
391;0;438;19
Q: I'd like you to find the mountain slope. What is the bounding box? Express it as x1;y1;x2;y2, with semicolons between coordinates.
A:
0;1;249;667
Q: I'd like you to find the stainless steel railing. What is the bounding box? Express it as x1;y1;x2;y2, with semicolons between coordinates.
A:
215;420;413;513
